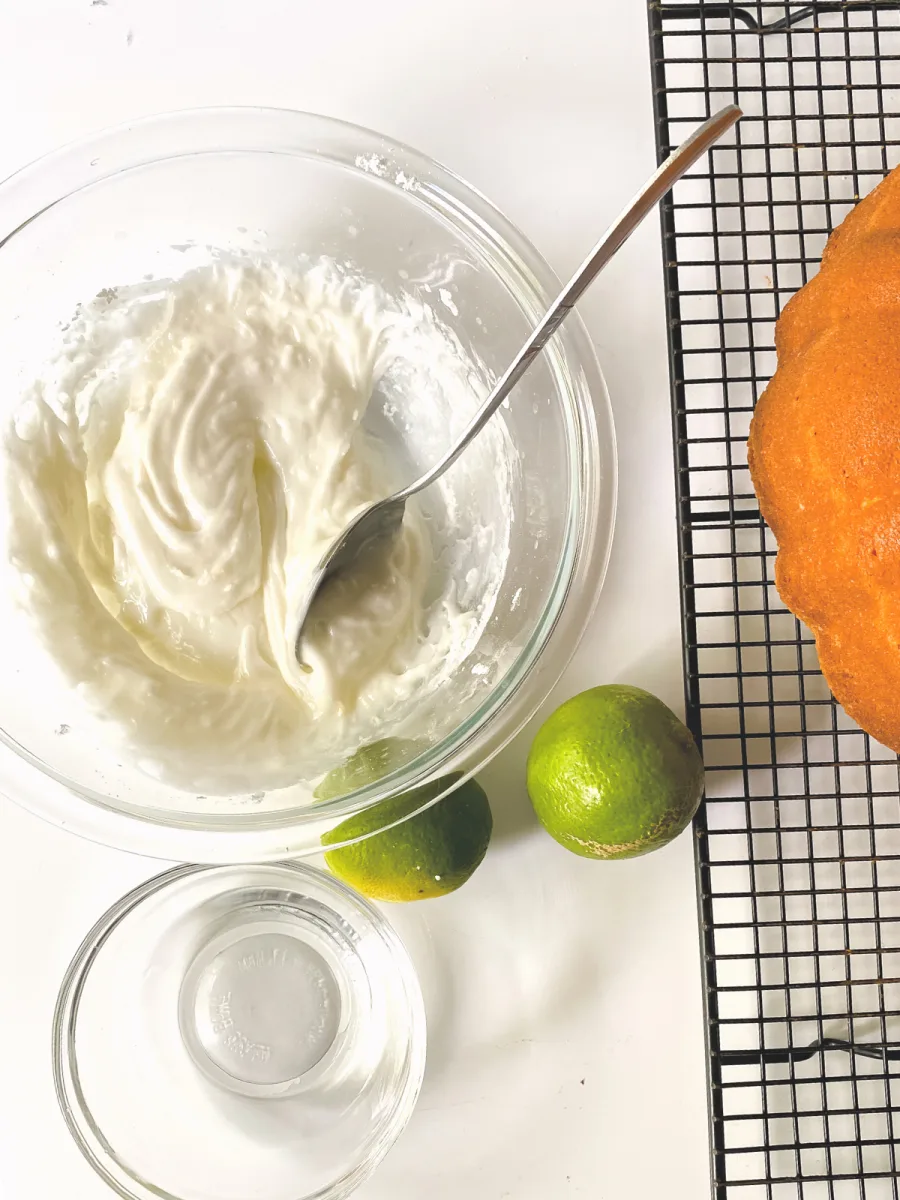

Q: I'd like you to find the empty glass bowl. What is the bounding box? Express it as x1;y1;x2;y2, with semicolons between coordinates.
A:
0;108;616;860
53;861;426;1200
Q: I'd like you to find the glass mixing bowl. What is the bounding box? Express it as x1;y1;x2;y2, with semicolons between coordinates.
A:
0;108;616;861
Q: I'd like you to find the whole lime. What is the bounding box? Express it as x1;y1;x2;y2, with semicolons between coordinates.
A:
526;684;704;860
321;769;492;902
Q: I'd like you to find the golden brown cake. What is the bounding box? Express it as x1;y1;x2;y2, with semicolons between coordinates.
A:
748;164;900;751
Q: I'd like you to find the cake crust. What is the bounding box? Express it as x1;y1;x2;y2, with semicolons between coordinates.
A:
749;166;900;751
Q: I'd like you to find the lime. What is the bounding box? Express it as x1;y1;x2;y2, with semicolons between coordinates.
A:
321;767;492;902
526;684;704;860
314;738;425;802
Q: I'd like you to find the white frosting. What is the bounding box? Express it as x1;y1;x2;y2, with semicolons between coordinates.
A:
6;257;510;792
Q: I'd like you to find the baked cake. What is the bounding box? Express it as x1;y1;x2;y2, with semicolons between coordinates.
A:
748;165;900;751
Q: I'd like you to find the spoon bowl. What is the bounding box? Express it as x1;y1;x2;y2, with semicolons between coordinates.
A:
296;497;407;662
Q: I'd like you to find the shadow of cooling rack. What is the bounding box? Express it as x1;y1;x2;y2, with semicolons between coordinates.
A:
648;2;900;1197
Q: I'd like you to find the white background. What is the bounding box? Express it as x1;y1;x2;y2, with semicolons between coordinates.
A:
0;2;710;1198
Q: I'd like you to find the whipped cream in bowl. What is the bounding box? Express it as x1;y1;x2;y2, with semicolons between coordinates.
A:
0;109;615;859
7;255;509;794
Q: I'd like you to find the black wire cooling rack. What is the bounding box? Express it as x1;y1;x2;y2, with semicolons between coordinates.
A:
648;2;900;1196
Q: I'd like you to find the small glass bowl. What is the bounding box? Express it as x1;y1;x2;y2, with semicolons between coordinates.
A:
53;862;426;1200
0;108;616;860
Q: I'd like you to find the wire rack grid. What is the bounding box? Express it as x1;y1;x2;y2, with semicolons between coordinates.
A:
648;2;900;1197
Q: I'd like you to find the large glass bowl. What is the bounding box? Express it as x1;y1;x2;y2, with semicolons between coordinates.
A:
0;108;616;861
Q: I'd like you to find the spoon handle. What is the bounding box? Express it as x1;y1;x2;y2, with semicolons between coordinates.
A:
401;104;742;498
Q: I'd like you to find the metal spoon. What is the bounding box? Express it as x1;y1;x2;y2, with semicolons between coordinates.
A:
294;105;741;660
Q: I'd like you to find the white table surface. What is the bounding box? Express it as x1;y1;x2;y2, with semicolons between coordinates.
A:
0;2;710;1197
